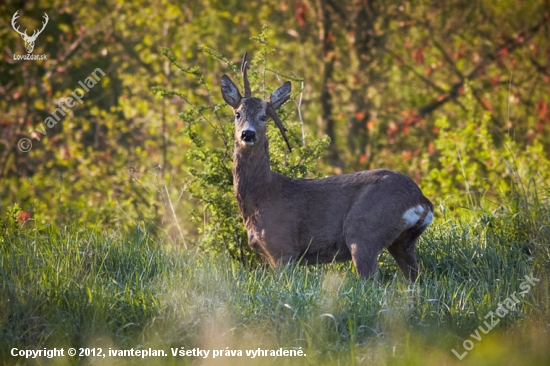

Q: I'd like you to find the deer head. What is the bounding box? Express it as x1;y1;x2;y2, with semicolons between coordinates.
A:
221;53;293;151
11;11;49;54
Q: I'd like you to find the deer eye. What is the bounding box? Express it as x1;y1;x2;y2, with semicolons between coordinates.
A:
260;115;267;122
235;112;241;119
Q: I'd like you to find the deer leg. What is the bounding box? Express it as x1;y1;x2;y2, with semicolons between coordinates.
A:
347;241;380;280
387;228;422;281
344;203;403;280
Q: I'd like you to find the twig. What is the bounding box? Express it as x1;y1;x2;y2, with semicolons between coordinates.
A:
294;74;306;146
165;183;187;249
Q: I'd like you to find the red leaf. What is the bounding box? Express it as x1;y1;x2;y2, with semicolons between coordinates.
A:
536;99;548;119
294;2;307;27
387;122;399;136
454;44;465;60
501;47;509;58
482;98;493;111
413;48;425;65
366;120;375;131
17;211;30;223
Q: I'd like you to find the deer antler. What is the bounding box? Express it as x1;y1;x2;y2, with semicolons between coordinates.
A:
267;104;292;151
241;52;251;98
239;52;291;150
29;13;49;40
11;11;27;37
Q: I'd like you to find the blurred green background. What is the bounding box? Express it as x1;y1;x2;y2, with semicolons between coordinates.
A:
2;0;549;235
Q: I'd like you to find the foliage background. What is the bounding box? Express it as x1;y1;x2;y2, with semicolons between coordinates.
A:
2;0;550;239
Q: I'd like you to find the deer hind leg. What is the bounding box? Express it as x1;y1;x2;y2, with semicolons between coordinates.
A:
387;227;424;281
344;204;404;280
346;240;381;280
345;223;402;280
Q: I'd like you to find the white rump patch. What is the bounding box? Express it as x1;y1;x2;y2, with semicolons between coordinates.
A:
423;210;434;227
402;205;425;228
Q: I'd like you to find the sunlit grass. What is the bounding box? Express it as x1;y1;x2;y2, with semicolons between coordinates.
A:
1;190;549;365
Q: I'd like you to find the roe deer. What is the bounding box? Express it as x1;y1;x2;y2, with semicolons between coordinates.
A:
221;53;433;280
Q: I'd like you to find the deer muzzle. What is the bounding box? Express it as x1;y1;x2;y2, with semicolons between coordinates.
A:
241;129;256;146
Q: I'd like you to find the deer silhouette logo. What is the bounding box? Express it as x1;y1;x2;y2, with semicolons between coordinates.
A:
11;11;49;54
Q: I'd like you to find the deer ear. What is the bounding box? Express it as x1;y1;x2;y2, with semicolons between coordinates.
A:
268;81;291;110
221;75;242;108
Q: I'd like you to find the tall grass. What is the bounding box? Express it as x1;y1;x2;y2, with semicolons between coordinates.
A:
1;186;549;365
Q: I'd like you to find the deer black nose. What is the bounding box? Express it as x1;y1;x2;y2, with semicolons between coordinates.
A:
241;130;256;142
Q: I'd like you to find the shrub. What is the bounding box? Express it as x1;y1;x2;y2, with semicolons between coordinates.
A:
153;28;329;263
421;81;550;210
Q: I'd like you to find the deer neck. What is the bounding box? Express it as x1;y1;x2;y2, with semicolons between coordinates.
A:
233;141;273;218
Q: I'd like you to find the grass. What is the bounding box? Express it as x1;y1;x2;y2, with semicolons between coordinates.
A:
1;191;549;365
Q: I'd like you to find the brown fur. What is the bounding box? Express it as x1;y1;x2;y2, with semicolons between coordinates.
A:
222;71;433;280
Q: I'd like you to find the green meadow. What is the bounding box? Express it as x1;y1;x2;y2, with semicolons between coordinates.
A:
1;185;549;365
